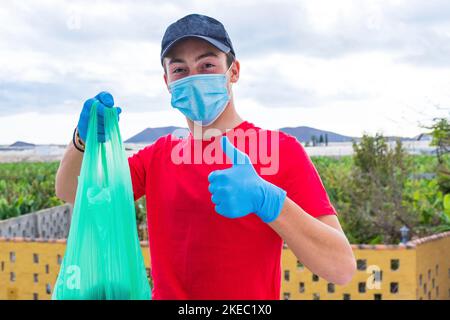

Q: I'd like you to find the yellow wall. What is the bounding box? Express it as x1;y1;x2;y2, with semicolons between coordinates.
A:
0;233;449;300
0;238;150;300
281;245;417;300
414;235;450;300
0;239;66;300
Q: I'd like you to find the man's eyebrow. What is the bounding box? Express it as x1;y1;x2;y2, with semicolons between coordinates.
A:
168;58;185;65
195;52;219;62
168;52;219;66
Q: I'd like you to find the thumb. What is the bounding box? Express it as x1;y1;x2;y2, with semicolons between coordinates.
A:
221;136;250;165
116;107;122;121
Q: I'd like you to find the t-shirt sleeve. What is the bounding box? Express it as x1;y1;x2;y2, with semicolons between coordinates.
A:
279;135;337;218
128;145;154;201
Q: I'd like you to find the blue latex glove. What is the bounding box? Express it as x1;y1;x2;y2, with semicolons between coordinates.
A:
77;91;122;143
208;136;287;223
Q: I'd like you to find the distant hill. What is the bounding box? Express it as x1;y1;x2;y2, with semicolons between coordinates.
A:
125;125;355;144
124;125;428;144
413;133;432;141
125;126;188;143
9;141;35;148
280;126;355;143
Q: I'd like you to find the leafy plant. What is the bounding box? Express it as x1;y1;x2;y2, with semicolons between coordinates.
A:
0;161;149;239
312;135;449;244
0;162;63;220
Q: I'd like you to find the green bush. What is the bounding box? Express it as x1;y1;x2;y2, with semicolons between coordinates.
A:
2;137;448;244
312;135;450;244
0;162;63;220
0;162;148;237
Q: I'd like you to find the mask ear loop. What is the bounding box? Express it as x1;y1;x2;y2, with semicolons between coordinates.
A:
224;61;233;79
224;61;235;96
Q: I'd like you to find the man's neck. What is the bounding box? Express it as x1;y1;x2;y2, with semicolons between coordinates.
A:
188;100;244;140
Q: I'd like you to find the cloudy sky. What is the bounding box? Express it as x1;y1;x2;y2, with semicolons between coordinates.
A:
0;0;449;144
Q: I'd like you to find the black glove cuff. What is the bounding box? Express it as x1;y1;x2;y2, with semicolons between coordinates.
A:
72;127;85;153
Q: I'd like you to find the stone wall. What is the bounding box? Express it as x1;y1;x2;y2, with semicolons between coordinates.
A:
0;205;72;239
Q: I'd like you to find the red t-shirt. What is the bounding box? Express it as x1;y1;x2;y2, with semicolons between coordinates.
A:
128;121;336;300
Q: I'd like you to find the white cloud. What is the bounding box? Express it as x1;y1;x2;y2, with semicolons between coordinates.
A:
0;0;449;144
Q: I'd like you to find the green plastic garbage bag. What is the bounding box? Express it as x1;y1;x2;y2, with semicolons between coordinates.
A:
52;102;151;300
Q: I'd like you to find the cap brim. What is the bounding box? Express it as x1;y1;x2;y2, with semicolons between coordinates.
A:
161;35;231;64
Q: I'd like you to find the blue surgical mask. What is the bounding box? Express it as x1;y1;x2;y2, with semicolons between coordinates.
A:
169;65;232;126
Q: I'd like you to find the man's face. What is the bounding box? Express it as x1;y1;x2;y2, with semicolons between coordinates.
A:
163;37;236;88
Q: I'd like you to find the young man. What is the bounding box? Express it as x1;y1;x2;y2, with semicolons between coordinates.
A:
56;14;356;300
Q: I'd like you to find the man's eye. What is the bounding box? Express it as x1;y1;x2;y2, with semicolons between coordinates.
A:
204;63;215;69
173;68;185;74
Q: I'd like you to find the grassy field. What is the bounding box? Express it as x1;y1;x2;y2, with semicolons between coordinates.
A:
0;161;148;233
0;154;447;243
0;162;63;220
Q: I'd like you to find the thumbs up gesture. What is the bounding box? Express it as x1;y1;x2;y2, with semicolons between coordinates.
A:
207;136;287;223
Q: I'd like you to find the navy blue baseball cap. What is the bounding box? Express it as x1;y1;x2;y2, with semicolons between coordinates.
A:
160;14;236;65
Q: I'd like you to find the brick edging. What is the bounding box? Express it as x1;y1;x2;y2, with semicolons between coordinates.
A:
2;232;449;249
407;231;450;246
0;236;149;247
0;236;67;244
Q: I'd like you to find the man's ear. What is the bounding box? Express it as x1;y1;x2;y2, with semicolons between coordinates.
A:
230;59;240;84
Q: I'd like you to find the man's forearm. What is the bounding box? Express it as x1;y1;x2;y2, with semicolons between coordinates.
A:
268;197;356;285
55;141;84;204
